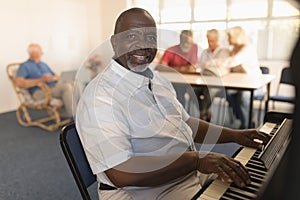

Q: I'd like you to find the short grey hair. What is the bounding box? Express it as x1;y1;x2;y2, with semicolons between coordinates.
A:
206;29;219;38
27;43;41;55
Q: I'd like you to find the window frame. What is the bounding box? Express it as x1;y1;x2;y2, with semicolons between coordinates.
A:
128;0;300;60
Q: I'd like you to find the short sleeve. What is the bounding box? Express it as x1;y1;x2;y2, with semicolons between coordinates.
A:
191;44;198;65
160;49;173;65
76;84;133;175
16;63;28;78
156;72;191;122
179;102;190;122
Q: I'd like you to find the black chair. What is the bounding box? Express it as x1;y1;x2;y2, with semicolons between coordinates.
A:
270;67;295;109
254;66;270;125
60;122;97;200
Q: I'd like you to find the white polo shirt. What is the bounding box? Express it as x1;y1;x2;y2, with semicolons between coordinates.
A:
219;45;261;75
198;46;230;69
76;60;197;187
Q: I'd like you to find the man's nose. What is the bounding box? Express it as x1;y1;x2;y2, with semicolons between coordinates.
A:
134;38;148;49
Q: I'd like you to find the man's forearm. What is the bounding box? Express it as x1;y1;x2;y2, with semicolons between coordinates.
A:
105;151;198;188
173;65;196;72
187;117;237;144
16;77;45;89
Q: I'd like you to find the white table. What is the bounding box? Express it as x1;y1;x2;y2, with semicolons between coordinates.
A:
158;72;275;128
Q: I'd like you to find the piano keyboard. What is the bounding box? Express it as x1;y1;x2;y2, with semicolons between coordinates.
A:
197;121;286;200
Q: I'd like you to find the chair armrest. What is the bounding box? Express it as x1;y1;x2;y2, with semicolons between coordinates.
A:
36;82;52;106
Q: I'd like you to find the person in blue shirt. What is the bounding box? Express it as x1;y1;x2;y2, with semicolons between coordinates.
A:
16;43;73;118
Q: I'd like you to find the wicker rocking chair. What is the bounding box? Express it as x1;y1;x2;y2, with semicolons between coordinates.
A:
6;63;71;131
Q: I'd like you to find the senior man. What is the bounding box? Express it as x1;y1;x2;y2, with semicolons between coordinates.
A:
197;29;231;120
76;8;269;200
16;43;73;118
159;30;198;108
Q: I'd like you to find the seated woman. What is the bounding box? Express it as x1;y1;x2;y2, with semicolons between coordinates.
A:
220;26;262;129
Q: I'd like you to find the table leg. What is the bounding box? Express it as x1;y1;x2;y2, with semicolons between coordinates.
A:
265;83;271;115
248;90;254;128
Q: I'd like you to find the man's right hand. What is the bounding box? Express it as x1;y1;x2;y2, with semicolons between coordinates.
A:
197;152;251;187
41;73;55;82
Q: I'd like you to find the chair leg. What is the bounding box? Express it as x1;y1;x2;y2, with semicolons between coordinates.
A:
16;105;71;131
216;98;223;125
257;100;262;126
221;99;227;125
16;106;30;127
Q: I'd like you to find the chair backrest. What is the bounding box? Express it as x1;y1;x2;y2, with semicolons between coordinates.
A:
260;66;270;74
280;67;294;85
6;63;26;104
7;63;44;105
60;122;97;200
6;63;63;107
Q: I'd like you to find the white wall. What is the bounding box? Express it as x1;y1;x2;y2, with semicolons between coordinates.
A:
99;0;127;42
0;0;102;113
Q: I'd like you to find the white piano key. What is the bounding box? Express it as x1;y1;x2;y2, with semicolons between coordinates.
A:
198;194;221;200
259;122;276;135
197;180;230;199
198;147;257;199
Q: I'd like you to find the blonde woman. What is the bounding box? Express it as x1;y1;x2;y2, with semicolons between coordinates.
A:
224;26;262;128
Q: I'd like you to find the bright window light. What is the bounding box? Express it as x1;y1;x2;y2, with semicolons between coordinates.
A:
229;0;268;19
272;0;300;17
132;0;160;22
161;0;191;23
194;0;227;21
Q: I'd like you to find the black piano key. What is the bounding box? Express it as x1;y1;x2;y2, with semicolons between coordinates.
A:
251;156;263;162
248;167;267;178
222;193;246;200
253;149;261;157
220;196;235;200
250;175;264;184
248;171;265;180
223;189;253;200
228;187;257;199
246;164;268;174
230;185;258;195
247;162;266;170
248;181;262;188
247;159;264;166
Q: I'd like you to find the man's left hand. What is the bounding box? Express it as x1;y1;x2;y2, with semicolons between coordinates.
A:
234;129;271;149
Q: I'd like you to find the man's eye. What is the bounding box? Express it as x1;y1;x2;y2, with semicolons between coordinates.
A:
127;34;136;40
147;35;157;42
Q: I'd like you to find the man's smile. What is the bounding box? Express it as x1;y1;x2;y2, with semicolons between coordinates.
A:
127;49;154;66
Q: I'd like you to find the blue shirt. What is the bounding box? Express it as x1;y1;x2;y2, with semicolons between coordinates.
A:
16;59;56;94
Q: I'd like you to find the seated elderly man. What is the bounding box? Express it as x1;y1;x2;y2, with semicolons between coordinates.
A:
76;8;269;200
198;29;231;121
16;43;73;118
160;30;198;72
159;30;198;107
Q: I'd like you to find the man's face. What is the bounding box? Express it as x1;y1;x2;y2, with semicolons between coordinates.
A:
207;35;219;51
30;45;43;61
180;35;193;53
111;13;157;72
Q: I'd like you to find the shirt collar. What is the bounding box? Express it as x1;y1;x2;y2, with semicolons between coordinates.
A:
208;46;222;55
110;59;153;88
28;59;41;64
